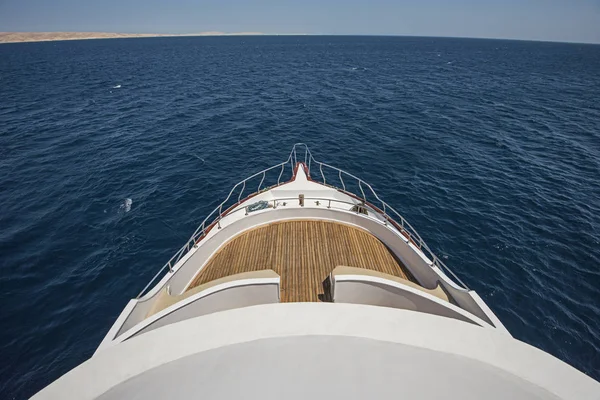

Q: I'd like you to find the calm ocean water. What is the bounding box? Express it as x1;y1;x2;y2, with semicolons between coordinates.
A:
1;36;599;398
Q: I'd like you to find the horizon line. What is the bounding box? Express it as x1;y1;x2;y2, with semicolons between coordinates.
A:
0;31;598;46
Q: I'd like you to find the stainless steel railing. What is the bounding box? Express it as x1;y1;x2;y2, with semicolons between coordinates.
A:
291;144;468;290
136;144;468;298
136;146;298;298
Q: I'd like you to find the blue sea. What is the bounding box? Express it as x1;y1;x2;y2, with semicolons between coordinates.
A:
1;36;599;398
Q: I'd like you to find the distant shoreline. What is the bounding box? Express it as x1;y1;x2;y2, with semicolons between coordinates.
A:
0;32;268;44
0;32;597;45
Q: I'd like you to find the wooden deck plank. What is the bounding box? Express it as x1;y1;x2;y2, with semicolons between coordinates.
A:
187;220;415;302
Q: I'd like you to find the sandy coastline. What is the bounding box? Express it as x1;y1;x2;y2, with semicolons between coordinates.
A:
0;32;265;44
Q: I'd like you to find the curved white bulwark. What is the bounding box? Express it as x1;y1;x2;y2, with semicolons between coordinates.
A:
33;144;600;398
34;304;600;400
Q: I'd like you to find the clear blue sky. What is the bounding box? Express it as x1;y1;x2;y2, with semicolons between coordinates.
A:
1;0;599;44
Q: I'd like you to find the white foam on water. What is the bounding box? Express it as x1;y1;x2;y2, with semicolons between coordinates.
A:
120;198;132;213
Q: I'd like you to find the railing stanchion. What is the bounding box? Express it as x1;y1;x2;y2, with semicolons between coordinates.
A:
328;200;331;209
359;181;366;202
277;163;284;185
382;203;387;225
320;163;326;185
238;181;245;203
339;170;345;191
258;171;266;192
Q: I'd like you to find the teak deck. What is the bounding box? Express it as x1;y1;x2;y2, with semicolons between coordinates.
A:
187;220;416;302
